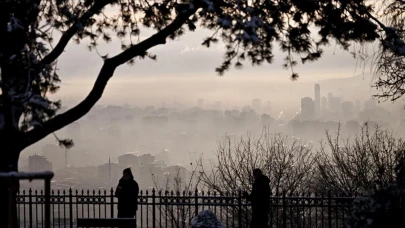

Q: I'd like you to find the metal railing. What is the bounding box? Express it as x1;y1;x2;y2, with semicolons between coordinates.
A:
16;189;355;228
0;171;53;228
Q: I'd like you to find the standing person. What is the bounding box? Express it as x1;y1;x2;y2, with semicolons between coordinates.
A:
243;168;270;228
115;168;139;219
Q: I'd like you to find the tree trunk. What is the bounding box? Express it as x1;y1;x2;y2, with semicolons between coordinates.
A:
0;147;21;228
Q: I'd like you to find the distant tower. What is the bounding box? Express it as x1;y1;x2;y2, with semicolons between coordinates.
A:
108;156;111;187
314;84;320;116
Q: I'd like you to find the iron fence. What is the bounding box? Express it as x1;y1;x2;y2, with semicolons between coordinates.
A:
16;189;355;228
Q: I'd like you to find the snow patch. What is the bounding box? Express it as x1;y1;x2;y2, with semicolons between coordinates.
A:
0;171;54;180
189;210;224;228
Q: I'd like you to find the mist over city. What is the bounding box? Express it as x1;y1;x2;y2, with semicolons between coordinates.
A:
6;1;405;227
19;72;405;191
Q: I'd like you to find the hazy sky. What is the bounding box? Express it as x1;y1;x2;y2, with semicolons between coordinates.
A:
52;22;380;109
57;27;365;82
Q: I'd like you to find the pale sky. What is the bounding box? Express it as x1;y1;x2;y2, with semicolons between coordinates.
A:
57;27;363;82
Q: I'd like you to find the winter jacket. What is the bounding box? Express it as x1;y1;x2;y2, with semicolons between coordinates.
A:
115;178;139;215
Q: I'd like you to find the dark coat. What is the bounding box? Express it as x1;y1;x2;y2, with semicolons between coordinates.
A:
247;174;271;211
115;178;139;216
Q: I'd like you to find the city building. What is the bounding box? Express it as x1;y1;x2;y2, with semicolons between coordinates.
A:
364;98;377;110
98;161;121;186
118;153;139;168
341;101;355;120
155;149;170;165
252;98;263;114
142;116;169;128
314;84;320;116
301;97;315;120
321;96;328;112
328;93;341;113
263;101;272;115
261;114;275;126
137;154;155;166
28;154;52;172
164;165;187;182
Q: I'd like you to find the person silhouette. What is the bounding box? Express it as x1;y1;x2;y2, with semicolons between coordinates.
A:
115;168;139;219
243;168;270;228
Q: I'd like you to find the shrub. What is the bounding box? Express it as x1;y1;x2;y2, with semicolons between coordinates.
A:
347;150;405;228
189;210;224;228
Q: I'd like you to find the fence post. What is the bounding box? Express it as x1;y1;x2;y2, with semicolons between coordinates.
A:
152;188;156;228
328;190;332;228
110;188;114;218
69;188;73;228
29;188;33;228
238;190;242;227
194;189;198;217
282;191;287;228
44;178;51;228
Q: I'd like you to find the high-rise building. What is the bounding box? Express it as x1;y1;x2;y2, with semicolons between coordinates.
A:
301;97;315;120
322;96;328;112
252;98;263;114
328;93;341;113
314;84;320;116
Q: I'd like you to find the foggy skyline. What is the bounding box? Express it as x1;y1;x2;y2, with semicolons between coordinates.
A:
53;73;396;112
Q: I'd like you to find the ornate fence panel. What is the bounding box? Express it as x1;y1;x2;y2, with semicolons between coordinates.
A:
16;189;355;228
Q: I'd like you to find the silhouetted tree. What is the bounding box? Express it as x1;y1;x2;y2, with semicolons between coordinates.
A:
198;127;316;227
352;1;405;101
0;0;385;226
152;164;201;228
315;125;405;196
199;128;316;194
347;149;405;228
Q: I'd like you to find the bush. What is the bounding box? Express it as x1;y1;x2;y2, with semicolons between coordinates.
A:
315;126;405;196
189;210;224;228
347;150;405;228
